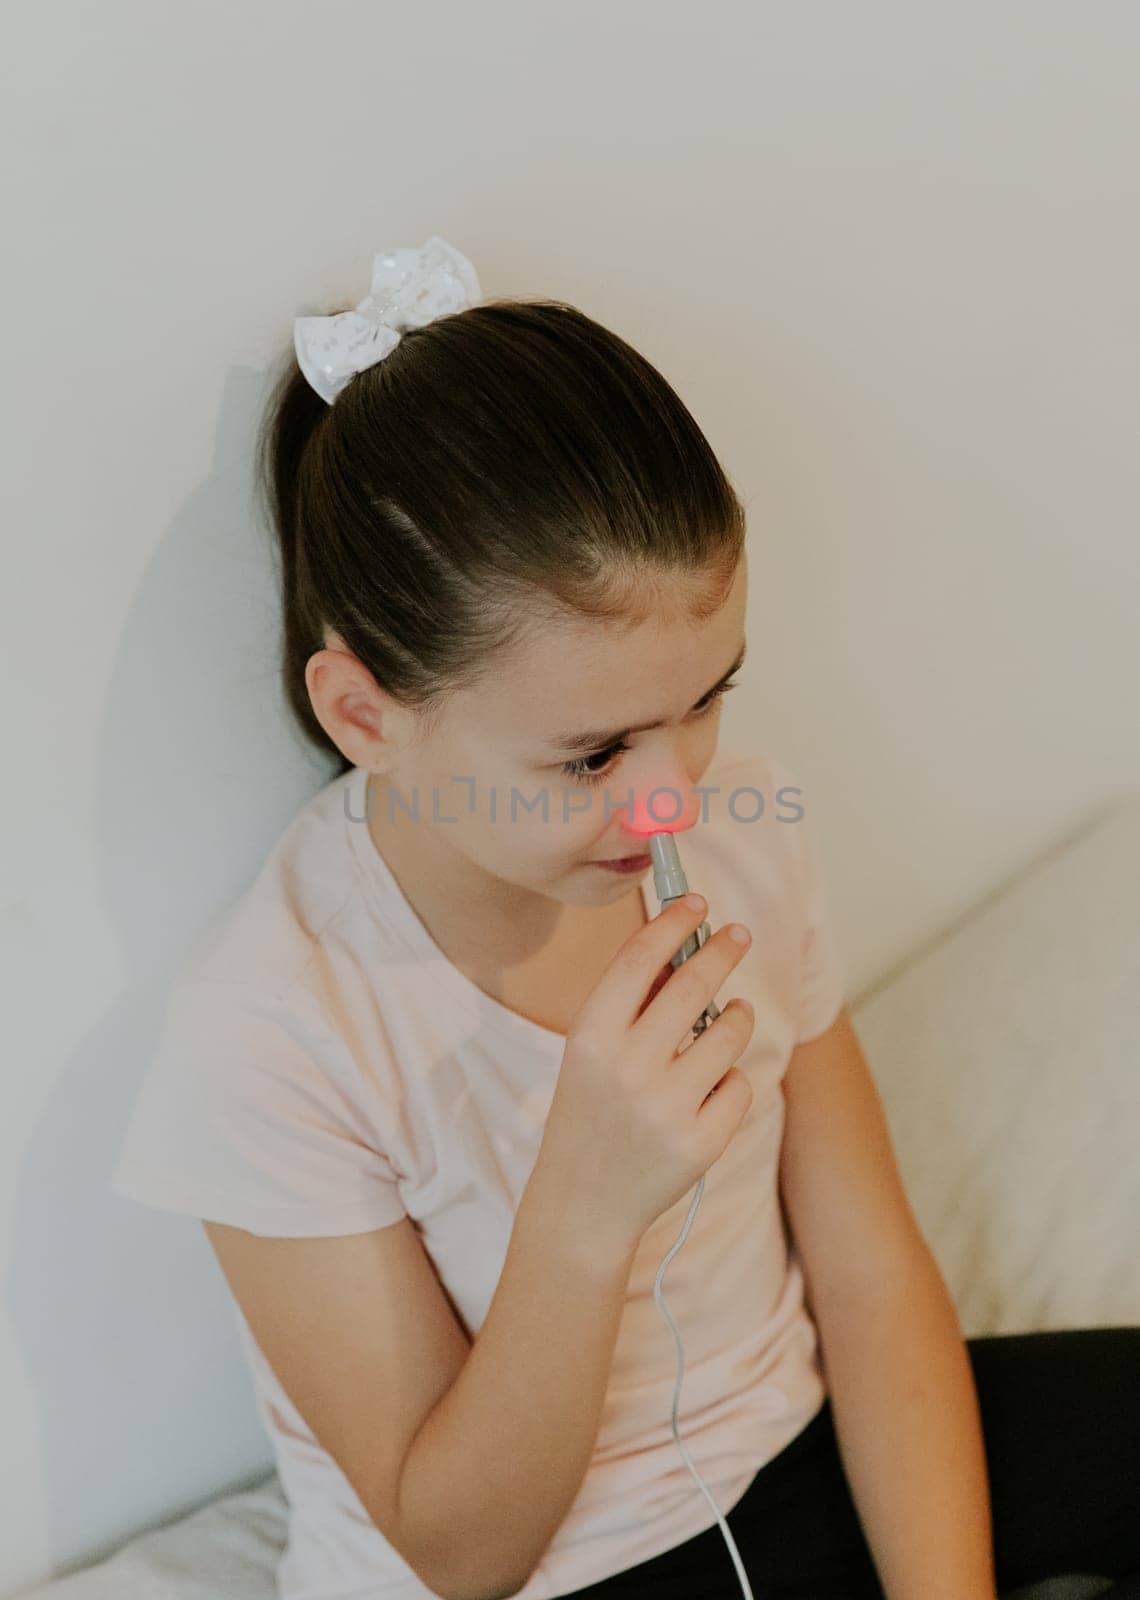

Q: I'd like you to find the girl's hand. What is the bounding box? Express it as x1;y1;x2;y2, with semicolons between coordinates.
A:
533;894;755;1249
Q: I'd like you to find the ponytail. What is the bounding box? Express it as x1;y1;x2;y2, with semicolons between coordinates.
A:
255;356;345;770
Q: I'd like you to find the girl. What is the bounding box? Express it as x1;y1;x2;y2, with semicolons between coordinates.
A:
111;237;1139;1600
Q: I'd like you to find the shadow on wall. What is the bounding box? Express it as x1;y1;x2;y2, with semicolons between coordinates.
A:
8;364;338;1585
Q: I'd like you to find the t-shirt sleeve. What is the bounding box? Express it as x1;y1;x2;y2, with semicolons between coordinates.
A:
772;758;847;1045
110;979;408;1237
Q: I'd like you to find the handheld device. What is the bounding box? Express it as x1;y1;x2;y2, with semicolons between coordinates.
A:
648;830;720;1039
645;827;757;1599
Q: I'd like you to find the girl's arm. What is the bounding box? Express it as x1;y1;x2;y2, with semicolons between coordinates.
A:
778;1008;998;1600
810;1250;998;1600
401;1160;643;1598
205;1167;641;1600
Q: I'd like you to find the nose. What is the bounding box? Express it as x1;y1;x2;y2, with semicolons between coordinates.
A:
618;754;705;839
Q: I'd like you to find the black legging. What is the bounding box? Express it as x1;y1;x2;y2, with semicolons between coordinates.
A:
556;1328;1140;1600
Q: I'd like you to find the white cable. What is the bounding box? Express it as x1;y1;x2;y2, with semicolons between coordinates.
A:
653;1170;757;1598
644;835;760;1596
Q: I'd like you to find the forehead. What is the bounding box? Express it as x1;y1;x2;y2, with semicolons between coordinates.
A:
470;556;748;739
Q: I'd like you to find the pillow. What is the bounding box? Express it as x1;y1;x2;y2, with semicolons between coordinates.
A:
849;794;1140;1336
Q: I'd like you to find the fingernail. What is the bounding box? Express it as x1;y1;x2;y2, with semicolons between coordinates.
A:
683;892;706;911
727;924;751;945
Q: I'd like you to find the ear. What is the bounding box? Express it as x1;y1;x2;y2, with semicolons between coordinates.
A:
304;645;391;769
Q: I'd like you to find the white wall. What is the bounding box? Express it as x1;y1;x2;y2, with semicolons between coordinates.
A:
3;1;1138;1590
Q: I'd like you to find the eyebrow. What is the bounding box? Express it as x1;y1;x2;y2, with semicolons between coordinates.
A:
544;641;748;755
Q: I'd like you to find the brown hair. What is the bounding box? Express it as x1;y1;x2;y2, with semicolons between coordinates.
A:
256;296;747;778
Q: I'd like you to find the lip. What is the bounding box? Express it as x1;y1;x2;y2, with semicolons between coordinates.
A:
592;853;652;873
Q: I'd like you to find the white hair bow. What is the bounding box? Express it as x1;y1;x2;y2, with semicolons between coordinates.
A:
294;234;482;404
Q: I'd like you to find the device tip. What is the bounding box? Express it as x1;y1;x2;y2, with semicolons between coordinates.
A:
648;831;689;902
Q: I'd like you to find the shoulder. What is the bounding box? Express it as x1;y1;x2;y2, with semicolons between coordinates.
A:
112;967;407;1236
137;974;365;1147
709;746;831;895
696;744;812;823
688;744;812;898
140;763;397;1119
186;766;366;999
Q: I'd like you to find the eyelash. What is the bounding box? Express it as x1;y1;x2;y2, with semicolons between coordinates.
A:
559;677;740;787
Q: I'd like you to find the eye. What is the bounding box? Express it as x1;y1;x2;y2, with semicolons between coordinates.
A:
560;738;631;789
558;676;739;788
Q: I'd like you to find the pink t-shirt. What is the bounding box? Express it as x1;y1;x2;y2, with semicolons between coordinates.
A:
110;742;846;1600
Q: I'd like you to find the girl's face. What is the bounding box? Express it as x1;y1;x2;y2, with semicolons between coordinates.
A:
364;552;749;909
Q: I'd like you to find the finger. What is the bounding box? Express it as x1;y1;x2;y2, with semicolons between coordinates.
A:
678;998;756;1102
635;957;673;1021
576;895;711;1036
637;923;752;1058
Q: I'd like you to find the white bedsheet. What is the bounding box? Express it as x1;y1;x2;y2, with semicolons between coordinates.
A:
19;1477;286;1600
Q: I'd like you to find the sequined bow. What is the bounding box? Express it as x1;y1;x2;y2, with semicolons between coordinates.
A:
293;234;482;404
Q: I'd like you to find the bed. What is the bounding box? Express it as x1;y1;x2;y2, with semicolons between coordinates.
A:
23;792;1140;1600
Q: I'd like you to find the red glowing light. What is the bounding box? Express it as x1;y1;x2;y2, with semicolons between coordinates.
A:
625;817;686;837
610;778;701;838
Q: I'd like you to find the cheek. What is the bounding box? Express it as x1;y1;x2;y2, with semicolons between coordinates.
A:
466;772;598;861
421;746;509;829
539;788;609;860
559;785;629;852
508;787;623;873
